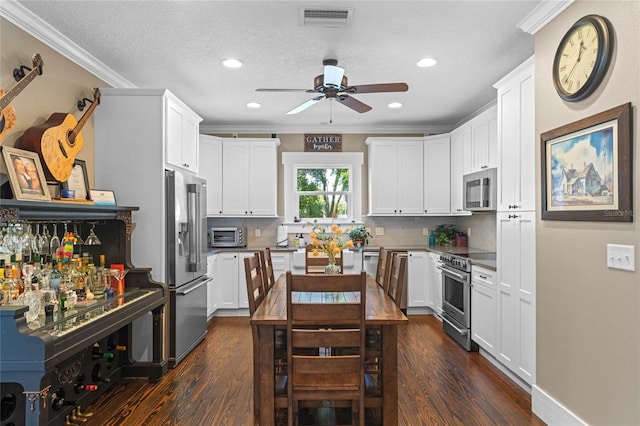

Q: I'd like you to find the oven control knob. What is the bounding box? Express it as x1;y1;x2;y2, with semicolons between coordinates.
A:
460;261;467;269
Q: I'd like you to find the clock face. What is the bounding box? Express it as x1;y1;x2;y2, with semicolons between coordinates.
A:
553;15;613;102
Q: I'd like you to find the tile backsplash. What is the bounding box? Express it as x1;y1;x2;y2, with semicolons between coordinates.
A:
207;213;496;251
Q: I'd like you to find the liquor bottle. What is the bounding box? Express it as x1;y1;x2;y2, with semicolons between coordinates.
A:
50;260;62;294
91;342;114;360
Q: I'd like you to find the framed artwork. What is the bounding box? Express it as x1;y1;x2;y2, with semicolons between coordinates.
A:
62;159;90;200
1;146;52;202
89;189;117;206
541;102;632;221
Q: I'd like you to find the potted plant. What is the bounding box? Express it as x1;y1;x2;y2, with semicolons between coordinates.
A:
434;224;457;247
348;226;373;247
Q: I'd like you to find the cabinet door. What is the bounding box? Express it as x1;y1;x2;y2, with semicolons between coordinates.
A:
249;141;277;216
166;100;184;169
428;253;443;315
217;253;239;309
407;251;428;307
270;252;290;282
450;126;471;214
237;252;255;310
199;135;223;216
207;254;218;317
470;105;497;172
496;211;536;384
166;98;200;173
424;135;451;215
471;265;497;355
222;140;250;215
368;141;398;214
497;61;535;211
396;141;424;214
182;112;200;173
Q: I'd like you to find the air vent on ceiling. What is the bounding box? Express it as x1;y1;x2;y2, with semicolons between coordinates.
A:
300;7;353;27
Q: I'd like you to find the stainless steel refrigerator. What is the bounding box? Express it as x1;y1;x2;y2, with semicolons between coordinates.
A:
165;169;210;367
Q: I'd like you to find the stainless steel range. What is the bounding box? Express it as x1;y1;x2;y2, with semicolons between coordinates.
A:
438;253;479;351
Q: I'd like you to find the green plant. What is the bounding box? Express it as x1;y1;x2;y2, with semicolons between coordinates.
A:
434;224;457;246
348;226;373;245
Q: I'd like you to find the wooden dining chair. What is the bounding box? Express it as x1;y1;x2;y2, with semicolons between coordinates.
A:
387;253;407;308
375;247;392;291
259;247;277;292
286;271;366;425
244;253;266;316
305;244;343;274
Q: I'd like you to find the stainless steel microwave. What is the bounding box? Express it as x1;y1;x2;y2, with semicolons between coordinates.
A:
208;227;247;248
463;168;497;211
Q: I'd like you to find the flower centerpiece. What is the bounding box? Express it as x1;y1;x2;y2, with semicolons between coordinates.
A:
308;220;354;274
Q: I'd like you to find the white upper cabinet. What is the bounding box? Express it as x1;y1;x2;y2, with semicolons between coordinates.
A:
449;124;472;214
423;134;451;215
495;57;535;212
198;135;223;216
367;138;424;215
470;104;498;172
221;138;279;217
166;96;202;174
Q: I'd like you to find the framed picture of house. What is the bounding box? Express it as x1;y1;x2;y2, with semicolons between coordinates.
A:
541;102;632;222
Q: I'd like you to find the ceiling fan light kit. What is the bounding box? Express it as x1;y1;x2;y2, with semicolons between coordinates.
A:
257;59;409;115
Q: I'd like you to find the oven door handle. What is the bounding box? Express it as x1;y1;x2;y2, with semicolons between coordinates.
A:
443;316;468;336
437;266;468;282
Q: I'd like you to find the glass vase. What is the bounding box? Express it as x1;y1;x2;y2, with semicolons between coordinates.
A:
324;263;340;274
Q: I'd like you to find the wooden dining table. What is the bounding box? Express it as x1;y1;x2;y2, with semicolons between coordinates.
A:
250;273;408;425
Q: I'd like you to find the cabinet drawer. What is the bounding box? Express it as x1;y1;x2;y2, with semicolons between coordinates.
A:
472;266;495;288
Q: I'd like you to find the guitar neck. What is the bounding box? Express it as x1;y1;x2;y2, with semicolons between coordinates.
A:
70;97;100;141
0;67;40;110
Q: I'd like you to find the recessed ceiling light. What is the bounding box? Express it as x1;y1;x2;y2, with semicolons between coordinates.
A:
222;58;243;68
417;57;438;68
388;102;403;109
246;102;261;109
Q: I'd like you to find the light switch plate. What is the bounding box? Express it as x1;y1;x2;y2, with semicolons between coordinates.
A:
607;244;635;271
255;228;261;238
375;227;384;236
423;227;429;236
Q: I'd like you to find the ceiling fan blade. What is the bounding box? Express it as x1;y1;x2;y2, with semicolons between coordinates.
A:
286;95;325;115
256;88;313;92
345;82;409;94
336;94;372;113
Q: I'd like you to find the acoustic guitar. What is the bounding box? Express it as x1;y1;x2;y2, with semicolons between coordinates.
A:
0;53;44;143
21;88;100;182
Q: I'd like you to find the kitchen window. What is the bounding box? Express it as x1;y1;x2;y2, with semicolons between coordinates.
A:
282;152;363;224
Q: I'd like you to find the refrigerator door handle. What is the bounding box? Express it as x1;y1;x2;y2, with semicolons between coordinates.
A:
187;183;203;272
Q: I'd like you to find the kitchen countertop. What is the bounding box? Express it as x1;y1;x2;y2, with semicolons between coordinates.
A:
207;245;496;271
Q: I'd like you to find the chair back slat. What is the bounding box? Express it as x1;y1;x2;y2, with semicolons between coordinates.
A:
244;253;265;316
260;247;276;291
375;247;393;291
387;253;407;307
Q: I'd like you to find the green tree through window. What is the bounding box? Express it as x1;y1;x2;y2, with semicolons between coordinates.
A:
297;168;350;219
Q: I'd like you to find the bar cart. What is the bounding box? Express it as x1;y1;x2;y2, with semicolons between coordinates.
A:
0;200;168;425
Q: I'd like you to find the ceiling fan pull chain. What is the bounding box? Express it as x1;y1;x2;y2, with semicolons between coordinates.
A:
329;99;333;124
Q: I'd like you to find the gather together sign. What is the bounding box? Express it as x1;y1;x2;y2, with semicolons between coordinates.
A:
304;134;342;152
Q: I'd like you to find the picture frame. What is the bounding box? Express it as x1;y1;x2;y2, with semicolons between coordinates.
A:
541;102;632;222
62;159;90;200
1;146;52;202
89;189;117;206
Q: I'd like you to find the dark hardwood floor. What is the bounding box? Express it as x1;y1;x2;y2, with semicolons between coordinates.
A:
83;315;545;425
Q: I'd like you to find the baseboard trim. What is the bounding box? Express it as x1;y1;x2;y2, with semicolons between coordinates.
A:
532;385;587;426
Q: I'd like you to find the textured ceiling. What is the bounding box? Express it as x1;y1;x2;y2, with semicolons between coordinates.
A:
15;1;541;133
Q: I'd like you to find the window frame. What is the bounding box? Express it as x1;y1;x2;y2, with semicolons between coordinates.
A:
282;152;363;224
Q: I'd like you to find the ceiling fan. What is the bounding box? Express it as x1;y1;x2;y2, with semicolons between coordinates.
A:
256;59;408;115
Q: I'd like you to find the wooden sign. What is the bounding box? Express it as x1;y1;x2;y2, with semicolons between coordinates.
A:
304;134;342;152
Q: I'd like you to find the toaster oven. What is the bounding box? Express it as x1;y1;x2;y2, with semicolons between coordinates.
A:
208;227;247;248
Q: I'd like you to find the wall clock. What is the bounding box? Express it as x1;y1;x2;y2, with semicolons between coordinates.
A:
552;14;614;102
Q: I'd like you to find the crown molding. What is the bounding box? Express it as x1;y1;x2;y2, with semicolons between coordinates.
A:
518;0;575;35
1;0;135;88
199;123;454;135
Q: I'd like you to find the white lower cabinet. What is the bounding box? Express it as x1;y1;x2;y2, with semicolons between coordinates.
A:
496;211;536;384
471;265;496;355
427;252;443;315
216;252;254;311
207;254;218;318
407;251;428;308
